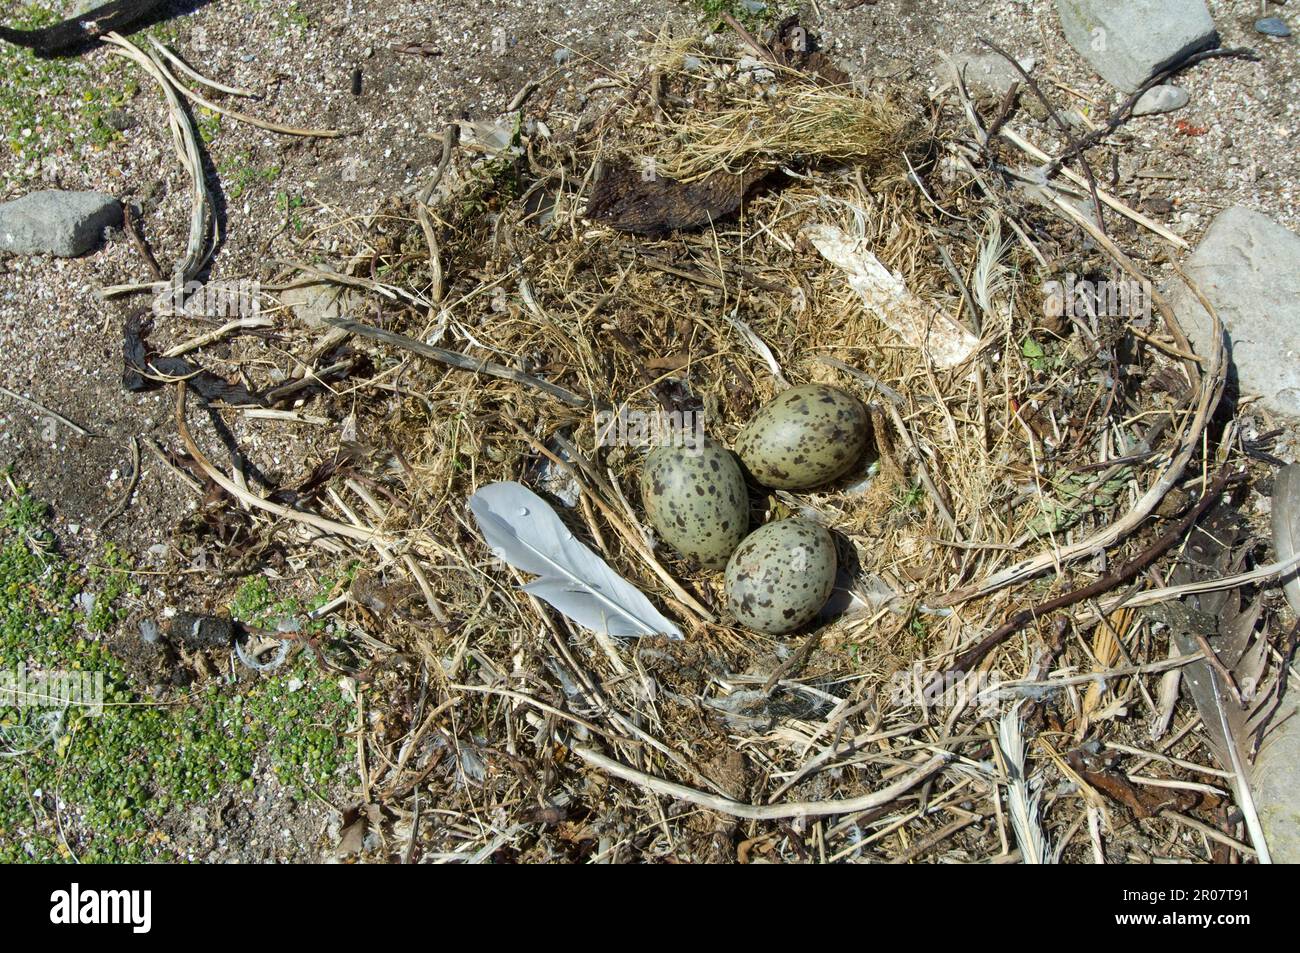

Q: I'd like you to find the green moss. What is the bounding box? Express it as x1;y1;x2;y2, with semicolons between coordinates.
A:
83;542;140;634
688;0;786;31
0;483;356;863
0;4;142;183
194;106;223;145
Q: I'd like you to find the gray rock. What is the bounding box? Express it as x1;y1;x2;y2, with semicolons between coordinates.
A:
1255;697;1300;863
1255;17;1291;37
1132;84;1189;116
940;52;1037;97
279;270;349;328
1055;0;1218;92
1166;207;1300;418
169;612;236;650
0;190;122;257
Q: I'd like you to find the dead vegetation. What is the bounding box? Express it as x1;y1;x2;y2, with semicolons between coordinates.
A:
115;19;1298;863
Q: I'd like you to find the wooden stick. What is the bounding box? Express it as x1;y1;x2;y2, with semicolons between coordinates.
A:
326;317;591;409
938;209;1224;606
948;466;1240;673
0;385;97;437
574;745;949;821
95;436;141;531
174;383;389;545
103;32;212;282
999;127;1187;248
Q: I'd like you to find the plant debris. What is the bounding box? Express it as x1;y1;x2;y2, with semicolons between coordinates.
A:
65;17;1299;864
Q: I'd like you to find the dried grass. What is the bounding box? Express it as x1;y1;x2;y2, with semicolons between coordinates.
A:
165;26;1285;863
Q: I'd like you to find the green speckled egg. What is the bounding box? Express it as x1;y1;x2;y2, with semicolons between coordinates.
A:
736;384;870;489
724;518;837;635
640;440;749;569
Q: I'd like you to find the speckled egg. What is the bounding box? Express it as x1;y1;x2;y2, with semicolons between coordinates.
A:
724;519;837;635
736;384;870;489
640;440;749;569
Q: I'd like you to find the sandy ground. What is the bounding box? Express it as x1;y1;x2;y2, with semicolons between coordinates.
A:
0;0;1296;861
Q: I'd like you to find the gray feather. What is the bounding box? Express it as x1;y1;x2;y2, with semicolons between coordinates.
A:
469;482;683;639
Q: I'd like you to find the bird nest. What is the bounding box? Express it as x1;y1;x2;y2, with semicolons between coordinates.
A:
171;23;1295;863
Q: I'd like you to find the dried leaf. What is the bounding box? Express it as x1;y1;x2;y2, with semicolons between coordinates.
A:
122;311;263;406
1169;504;1277;861
468;482;682;639
586;163;766;235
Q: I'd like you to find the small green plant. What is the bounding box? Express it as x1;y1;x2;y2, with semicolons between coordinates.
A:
195;106;223;144
0;8;141;181
285;2;311;29
0;482;356;862
277;191;308;233
894;481;925;512
689;0;782;31
1020;335;1051;373
83;542;140;633
221;151;282;199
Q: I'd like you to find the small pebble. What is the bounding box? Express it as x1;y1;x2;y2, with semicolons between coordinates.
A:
1255;17;1291;37
553;47;574;66
1132;85;1189;116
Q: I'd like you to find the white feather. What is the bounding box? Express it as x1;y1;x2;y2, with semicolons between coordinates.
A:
468;482;683;639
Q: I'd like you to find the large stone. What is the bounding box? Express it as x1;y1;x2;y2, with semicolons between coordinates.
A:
0;190;122;257
1255;696;1300;863
1055;0;1218;92
1166;207;1300;418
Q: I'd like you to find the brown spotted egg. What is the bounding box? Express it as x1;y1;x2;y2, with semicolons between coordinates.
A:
640;440;749;569
736;384;870;489
724;518;837;635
